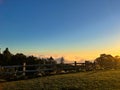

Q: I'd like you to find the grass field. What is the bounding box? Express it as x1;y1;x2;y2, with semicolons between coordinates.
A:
1;70;120;90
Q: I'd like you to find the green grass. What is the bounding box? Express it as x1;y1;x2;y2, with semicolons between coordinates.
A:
1;70;120;90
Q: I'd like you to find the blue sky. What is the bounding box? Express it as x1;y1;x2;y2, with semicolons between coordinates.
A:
0;0;120;61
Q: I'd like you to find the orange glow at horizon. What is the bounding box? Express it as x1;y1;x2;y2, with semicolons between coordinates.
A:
27;48;120;62
21;41;120;63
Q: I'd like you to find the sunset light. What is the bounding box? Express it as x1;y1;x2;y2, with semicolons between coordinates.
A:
1;1;120;89
1;0;120;61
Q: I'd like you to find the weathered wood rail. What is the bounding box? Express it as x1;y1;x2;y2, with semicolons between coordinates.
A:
0;61;94;80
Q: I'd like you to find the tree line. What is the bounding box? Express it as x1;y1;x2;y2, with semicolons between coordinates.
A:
0;48;120;70
0;48;57;66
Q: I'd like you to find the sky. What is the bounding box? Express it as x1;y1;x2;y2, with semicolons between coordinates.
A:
1;0;120;62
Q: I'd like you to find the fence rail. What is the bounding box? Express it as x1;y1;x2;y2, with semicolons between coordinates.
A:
0;61;95;80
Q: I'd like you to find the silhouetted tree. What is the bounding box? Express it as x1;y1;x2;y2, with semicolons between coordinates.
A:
26;56;37;64
47;56;56;64
0;53;3;65
94;54;117;69
114;56;120;69
11;53;26;65
60;57;64;64
3;48;12;65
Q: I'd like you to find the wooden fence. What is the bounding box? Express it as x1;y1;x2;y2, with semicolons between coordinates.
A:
0;61;95;80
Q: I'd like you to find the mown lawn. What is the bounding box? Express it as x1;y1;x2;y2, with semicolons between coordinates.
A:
1;70;120;90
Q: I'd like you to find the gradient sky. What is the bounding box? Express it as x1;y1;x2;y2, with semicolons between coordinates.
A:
1;0;120;62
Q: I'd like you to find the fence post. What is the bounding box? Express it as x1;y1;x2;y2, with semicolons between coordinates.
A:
23;62;26;76
74;61;77;72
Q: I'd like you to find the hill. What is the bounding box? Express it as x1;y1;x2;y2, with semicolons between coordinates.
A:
1;70;120;90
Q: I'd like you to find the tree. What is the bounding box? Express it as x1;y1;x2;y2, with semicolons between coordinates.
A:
12;53;26;65
0;53;3;65
60;57;64;64
3;48;12;65
114;56;120;69
26;56;37;64
94;54;117;69
47;56;56;64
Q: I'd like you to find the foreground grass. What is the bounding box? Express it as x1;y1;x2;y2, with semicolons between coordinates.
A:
1;70;120;90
